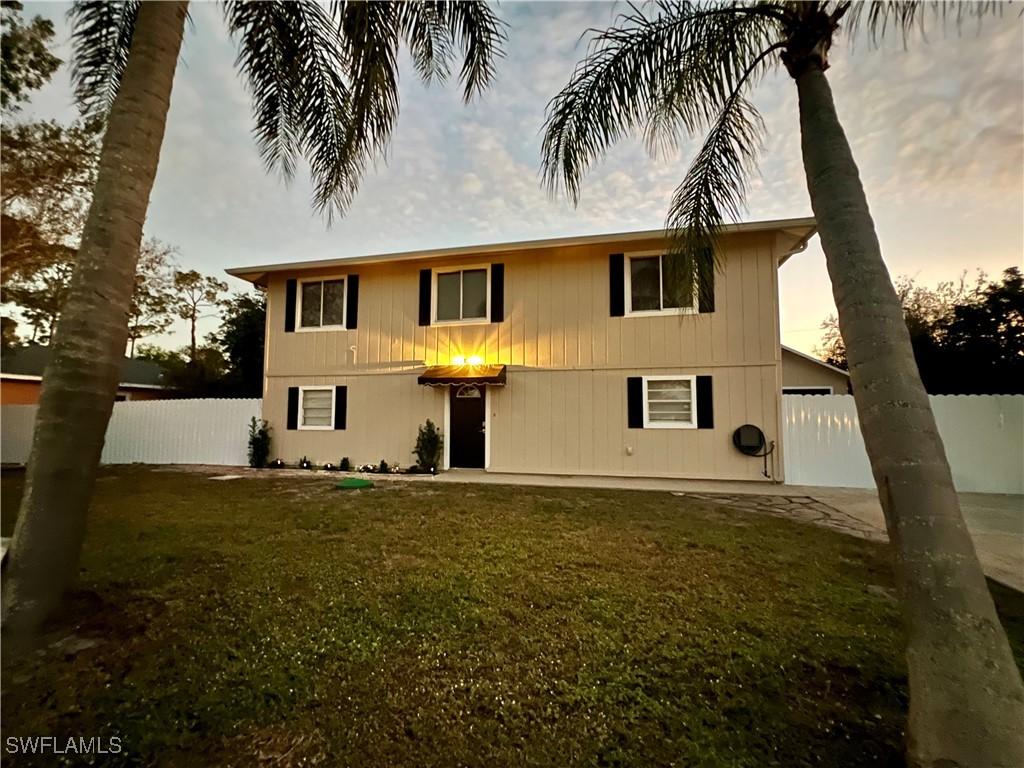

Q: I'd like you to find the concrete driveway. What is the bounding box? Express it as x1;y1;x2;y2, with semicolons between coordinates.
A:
785;486;1024;593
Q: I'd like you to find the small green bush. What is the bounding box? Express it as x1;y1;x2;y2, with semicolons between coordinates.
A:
379;460;389;474
339;457;351;471
247;418;272;468
414;419;443;471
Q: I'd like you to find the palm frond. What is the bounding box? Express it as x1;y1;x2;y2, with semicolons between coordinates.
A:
662;37;786;304
398;2;456;86
398;2;506;99
226;1;503;220
226;0;366;218
437;1;507;100
663;92;766;305
68;1;140;120
842;1;1006;48
541;1;786;204
327;0;402;218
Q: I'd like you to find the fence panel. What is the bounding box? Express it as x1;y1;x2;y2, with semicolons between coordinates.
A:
5;395;1021;491
1;399;262;467
1;405;38;464
783;394;1023;494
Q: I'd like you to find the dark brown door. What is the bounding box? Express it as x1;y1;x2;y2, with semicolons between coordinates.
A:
450;385;485;468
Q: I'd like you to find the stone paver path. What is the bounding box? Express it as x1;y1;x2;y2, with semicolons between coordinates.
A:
674;492;882;540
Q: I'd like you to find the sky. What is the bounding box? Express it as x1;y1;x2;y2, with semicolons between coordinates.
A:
14;1;1024;355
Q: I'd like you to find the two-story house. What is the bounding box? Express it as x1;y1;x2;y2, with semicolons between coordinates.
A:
226;217;816;482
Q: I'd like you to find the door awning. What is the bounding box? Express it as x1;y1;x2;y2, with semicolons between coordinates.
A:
417;364;507;387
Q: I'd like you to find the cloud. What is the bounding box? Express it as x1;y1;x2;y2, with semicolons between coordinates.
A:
14;1;1023;355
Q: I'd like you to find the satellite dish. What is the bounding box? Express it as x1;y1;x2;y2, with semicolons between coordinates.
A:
732;424;766;456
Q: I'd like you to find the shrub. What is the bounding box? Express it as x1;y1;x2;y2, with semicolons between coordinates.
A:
379;460;389;474
247;418;272;468
339;457;351;471
414;419;443;471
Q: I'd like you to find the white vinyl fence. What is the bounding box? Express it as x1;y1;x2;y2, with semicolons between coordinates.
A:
783;395;1024;494
3;396;1020;493
1;399;261;467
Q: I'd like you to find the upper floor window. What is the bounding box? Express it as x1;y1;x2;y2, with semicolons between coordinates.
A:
434;266;489;324
299;277;346;329
626;253;694;315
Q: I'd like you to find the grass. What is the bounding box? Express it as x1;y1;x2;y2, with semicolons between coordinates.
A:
1;466;1021;767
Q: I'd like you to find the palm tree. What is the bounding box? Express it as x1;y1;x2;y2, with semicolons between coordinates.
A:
541;2;1021;766
2;1;504;642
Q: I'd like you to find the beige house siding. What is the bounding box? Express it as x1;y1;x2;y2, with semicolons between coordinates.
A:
267;365;781;482
252;227;803;482
264;232;781;375
781;348;850;393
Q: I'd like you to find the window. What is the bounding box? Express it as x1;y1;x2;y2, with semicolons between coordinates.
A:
434;267;489;323
642;375;697;428
626;254;693;315
299;387;334;429
298;278;345;329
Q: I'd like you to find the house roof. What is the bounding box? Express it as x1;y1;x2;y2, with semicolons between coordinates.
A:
781;345;850;378
0;344;168;387
226;217;817;286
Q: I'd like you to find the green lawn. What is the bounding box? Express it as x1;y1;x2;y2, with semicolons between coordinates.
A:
2;467;1021;767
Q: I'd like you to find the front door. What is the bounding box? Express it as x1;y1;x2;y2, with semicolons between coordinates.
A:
450;385;485;468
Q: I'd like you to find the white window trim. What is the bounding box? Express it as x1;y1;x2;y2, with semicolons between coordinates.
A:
298;385;336;430
642;374;698;429
431;264;491;326
783;386;833;395
296;275;348;332
624;250;697;317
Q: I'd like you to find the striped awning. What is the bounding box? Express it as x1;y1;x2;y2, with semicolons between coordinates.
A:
417;364;507;387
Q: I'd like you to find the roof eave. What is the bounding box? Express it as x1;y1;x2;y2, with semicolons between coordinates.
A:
226;217;817;285
781;345;850;377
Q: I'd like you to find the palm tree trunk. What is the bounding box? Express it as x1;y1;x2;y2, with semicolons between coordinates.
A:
1;1;189;643
795;63;1024;768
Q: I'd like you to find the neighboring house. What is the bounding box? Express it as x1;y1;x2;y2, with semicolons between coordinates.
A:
0;344;170;404
227;217;816;481
781;345;851;394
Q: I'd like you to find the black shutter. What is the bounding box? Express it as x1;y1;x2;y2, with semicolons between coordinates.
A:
287;387;299;430
610;253;625;317
334;386;347;429
346;275;359;329
418;269;432;326
284;279;297;332
696;375;714;429
627;377;643;428
697;255;715;313
490;263;504;322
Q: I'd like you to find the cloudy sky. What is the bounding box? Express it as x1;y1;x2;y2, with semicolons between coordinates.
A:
17;1;1024;354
